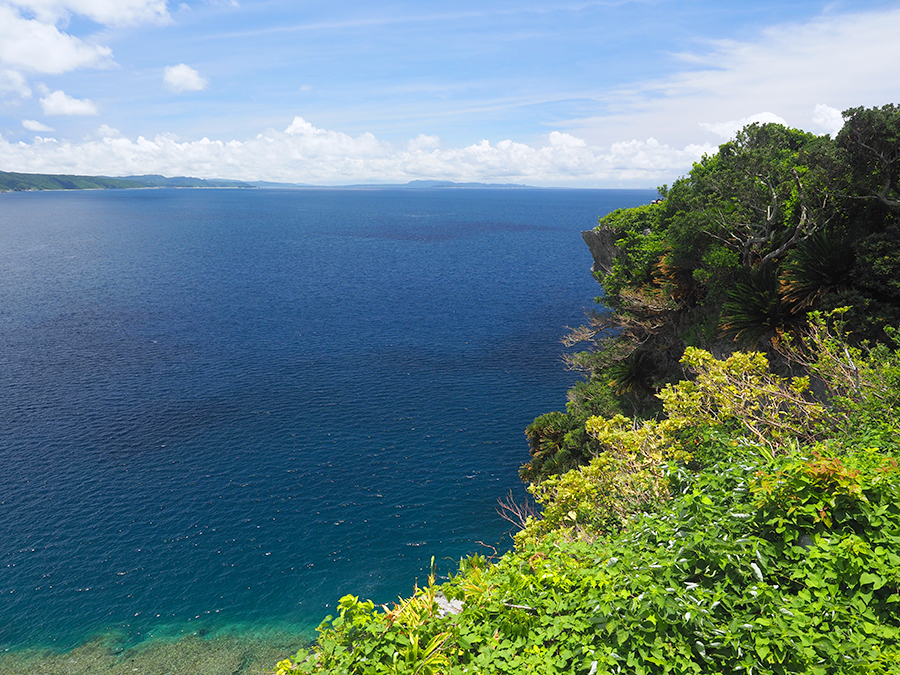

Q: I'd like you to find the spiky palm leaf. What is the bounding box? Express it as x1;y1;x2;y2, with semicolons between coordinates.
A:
720;264;802;346
780;230;854;310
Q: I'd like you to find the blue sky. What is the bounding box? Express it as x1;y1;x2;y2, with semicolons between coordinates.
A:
1;0;899;187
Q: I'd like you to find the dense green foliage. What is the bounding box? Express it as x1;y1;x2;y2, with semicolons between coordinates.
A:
273;104;900;675
274;314;900;674
524;105;900;481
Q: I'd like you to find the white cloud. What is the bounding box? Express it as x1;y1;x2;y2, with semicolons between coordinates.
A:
572;7;900;148
0;4;113;74
811;104;844;135
4;0;170;27
22;119;54;131
699;112;788;140
0;69;31;97
40;89;98;115
282;116;381;157
96;124;121;137
0;118;714;187
284;117;316;135
0;0;167;98
164;64;209;93
408;133;440;151
549;131;587;148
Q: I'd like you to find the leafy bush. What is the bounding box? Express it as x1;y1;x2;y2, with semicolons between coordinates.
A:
659;346;824;457
517;421;670;546
277;443;900;675
276;317;900;675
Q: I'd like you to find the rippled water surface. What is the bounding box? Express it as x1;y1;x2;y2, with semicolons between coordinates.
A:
0;187;654;665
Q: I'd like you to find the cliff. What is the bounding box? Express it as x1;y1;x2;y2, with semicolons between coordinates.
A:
580;227;619;276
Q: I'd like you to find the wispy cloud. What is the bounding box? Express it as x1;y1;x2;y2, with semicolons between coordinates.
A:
22;118;54;131
569;6;900;146
0;68;31;97
4;0;170;26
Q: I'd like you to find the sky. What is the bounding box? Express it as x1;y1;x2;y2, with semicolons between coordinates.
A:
0;0;899;187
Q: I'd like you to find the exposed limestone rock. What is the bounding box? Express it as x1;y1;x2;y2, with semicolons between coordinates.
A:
581;227;620;277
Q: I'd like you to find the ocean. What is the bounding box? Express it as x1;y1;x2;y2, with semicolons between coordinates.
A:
0;186;655;673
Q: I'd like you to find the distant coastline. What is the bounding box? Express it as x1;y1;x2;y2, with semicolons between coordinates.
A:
0;171;534;193
0;171;255;192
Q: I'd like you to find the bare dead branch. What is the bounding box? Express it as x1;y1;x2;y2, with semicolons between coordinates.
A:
496;490;539;531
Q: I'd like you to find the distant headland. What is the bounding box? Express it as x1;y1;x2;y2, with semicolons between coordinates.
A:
0;170;530;192
0;171;258;191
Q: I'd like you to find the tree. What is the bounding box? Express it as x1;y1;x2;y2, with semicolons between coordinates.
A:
531;109;900;481
838;104;900;209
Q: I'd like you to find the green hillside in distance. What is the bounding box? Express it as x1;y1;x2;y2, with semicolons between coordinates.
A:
0;170;255;192
0;170;141;191
0;171;529;192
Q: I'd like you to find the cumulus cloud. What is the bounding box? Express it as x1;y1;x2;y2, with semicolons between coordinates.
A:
549;131;587;148
0;117;715;187
699;112;788;139
22;119;54;131
163;64;209;92
407;134;440;151
0;4;113;74
0;0;167;101
282;116;381;158
40;89;98;115
812;104;844;135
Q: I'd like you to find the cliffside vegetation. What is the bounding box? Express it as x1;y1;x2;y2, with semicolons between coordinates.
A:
273;105;900;675
522;104;900;482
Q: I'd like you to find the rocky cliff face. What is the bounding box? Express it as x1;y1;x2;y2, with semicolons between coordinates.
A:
581;227;619;277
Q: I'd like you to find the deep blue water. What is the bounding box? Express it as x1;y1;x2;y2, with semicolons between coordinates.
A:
0;187;655;652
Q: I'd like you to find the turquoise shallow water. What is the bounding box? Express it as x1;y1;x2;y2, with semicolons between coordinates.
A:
0;187;655;667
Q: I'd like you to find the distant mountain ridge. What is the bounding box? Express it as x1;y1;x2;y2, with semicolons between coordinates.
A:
118;174;255;188
406;179;528;188
351;179;530;189
0;170;531;192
